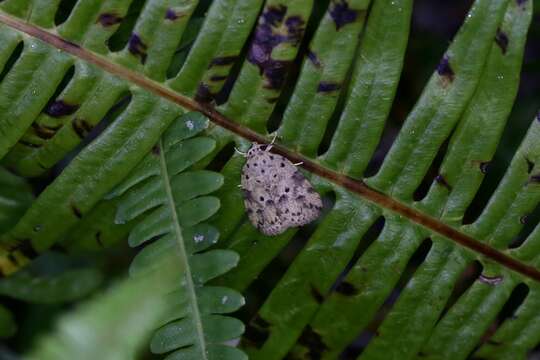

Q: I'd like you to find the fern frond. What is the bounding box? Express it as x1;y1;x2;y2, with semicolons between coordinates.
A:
112;112;246;359
0;0;537;358
0;167;33;233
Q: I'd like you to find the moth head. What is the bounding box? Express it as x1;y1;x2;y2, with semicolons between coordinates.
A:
246;143;266;156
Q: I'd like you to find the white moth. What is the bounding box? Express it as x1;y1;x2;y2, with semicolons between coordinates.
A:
239;143;323;236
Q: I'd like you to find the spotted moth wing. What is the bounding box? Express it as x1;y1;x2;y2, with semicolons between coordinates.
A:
241;144;322;236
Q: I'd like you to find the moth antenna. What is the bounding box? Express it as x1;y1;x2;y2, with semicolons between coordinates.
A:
293;162;304;166
265;133;278;152
234;147;247;156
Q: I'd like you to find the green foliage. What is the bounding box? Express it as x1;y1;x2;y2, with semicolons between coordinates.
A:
25;260;177;360
0;167;33;233
111;112;246;359
0;0;537;359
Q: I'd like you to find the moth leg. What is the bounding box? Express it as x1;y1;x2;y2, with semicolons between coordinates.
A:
293;161;304;166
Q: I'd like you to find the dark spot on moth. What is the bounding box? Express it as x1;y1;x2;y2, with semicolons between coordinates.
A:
247;5;306;90
165;8;185;20
317;81;341;93
45;100;79;117
279;194;289;203
71;203;83;218
335;281;358;296
526;158;534;173
292;170;305;184
298;325;328;358
97;13;123;26
32;122;57;139
72;118;94;139
210;56;239;67
307;49;322;68
329;0;359;30
480;161;490;174
435;174;452;191
310;284;324;304
478;274;504;285
437;55;455;82
242;189;253;199
128;33;148;64
495;28;509;54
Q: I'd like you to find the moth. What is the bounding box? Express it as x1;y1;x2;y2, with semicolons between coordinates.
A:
239;142;323;236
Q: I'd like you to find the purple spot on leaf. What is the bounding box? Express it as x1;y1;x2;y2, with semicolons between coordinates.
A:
195;83;214;103
495;28;509;54
247;5;306;90
128;33;148;64
72;118;93;139
45;100;79;117
307;50;322;68
209;56;238;67
97;13;123;26
165;8;183;20
437;55;454;82
480;161;490;174
317;81;341;93
329;0;358;30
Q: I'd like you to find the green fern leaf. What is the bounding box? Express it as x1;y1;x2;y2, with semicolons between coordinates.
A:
0;167;33;233
111;112;246;359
